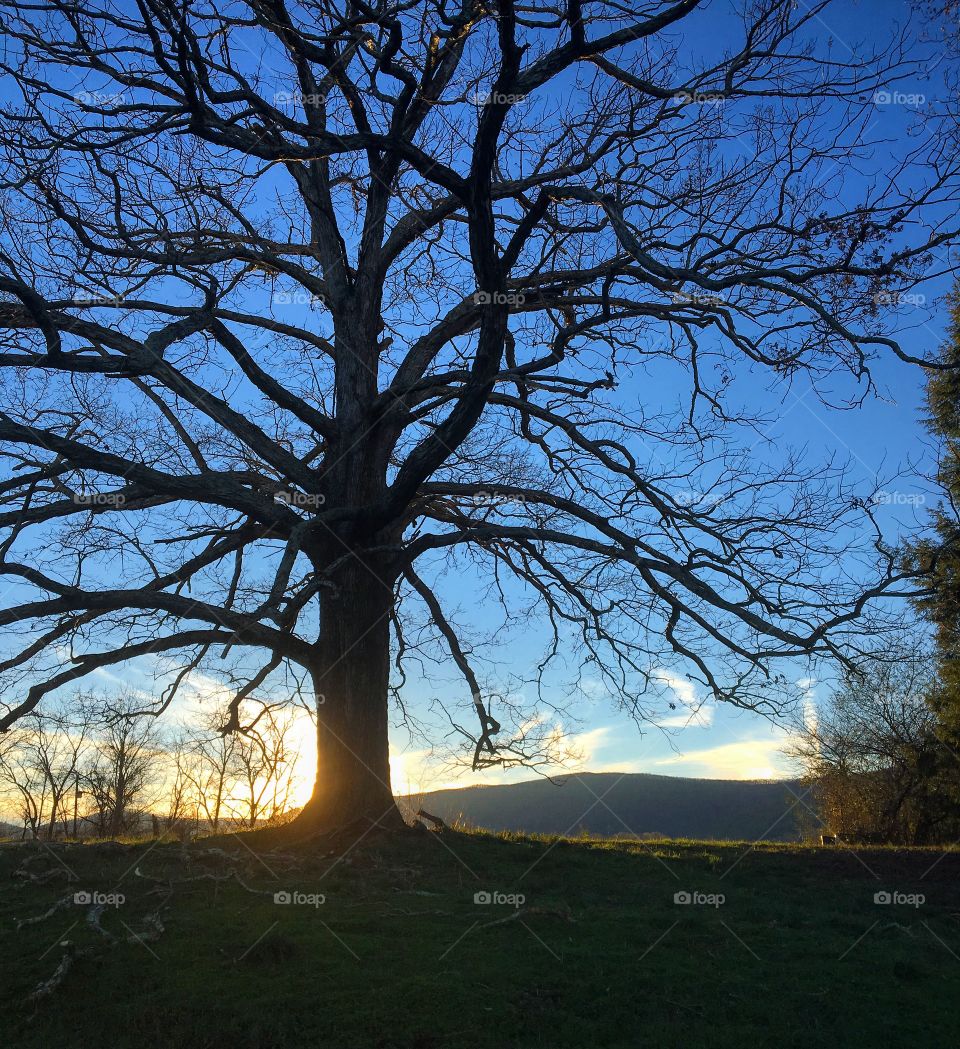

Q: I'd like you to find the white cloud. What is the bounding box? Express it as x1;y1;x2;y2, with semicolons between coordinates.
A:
389;747;444;795
579;677;608;700
652;737;793;780
591;757;647;774
652;669;697;707
568;725;614;765
657;707;715;730
388;724;623;795
650;669;713;729
797;677;818;733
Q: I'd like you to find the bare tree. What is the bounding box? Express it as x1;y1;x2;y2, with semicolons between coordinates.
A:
174;714;239;834
228;703;301;827
80;691;166;837
786;653;960;844
0;1;958;833
163;738;196;834
162;702;299;831
0;707;88;839
0;725;49;839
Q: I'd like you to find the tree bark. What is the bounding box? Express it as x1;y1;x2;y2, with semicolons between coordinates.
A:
293;555;403;832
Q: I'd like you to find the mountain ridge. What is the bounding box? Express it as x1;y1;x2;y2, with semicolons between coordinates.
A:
400;770;809;841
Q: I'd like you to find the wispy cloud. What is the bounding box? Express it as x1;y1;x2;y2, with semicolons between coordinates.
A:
652;737;793;780
797;677;818;733
650;669;713;729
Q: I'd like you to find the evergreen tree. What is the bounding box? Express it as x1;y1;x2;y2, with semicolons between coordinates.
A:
912;290;960;741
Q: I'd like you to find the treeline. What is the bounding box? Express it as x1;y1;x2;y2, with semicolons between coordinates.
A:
788;656;960;845
0;691;303;840
791;291;960;846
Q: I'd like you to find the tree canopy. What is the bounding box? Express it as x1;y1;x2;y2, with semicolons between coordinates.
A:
0;0;958;829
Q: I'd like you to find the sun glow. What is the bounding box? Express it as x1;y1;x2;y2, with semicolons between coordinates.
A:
282;718;463;810
285;712;317;808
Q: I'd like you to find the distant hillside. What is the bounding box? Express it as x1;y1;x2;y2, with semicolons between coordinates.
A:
401;772;809;841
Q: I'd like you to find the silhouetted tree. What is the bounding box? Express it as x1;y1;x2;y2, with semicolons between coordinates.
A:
911;290;960;737
787;655;960;844
81;692;166;837
1;1;959;832
229;704;301;827
0;706;88;839
174;709;240;833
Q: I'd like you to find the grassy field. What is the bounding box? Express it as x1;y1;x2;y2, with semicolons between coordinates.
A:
1;828;958;1048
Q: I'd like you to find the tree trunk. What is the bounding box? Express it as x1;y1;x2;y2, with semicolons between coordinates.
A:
294;556;403;833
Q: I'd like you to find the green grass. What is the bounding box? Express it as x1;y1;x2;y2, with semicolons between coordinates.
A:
1;830;958;1048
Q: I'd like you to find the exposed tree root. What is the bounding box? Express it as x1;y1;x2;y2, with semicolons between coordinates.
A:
14;866;77;885
12;850;79;885
208;809;417;856
27;944;98;1004
15;893;75;930
134;863;275;896
23;895;170;1006
480;905;575;929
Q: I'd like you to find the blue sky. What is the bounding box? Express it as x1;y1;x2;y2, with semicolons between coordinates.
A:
1;0;956;800
383;312;947;792
386;0;958;791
